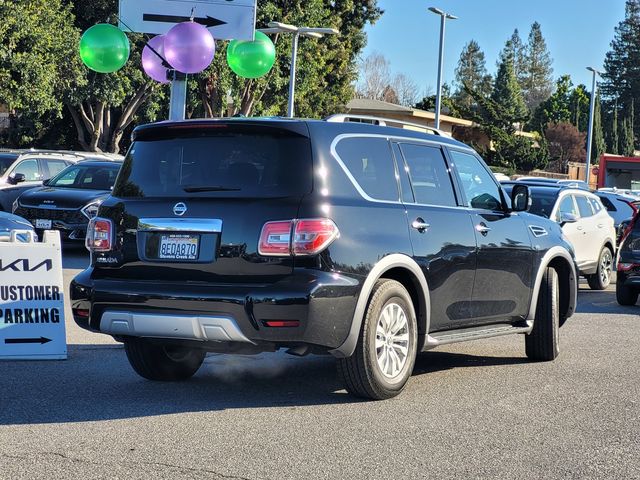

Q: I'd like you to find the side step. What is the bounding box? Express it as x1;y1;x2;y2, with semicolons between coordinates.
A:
423;322;532;350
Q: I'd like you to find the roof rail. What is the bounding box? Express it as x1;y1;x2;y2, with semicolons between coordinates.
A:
324;114;450;137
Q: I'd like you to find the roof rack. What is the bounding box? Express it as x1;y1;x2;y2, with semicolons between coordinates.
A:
324;114;450;137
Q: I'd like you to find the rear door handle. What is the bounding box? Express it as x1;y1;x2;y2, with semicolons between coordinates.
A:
577;226;583;231
597;224;604;228
411;218;430;233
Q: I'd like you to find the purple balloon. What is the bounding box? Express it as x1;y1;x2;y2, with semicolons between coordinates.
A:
142;35;169;83
164;22;215;74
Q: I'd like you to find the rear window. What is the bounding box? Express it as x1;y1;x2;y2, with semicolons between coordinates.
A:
113;130;312;198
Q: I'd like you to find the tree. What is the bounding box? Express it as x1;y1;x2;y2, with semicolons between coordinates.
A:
601;0;640;138
356;51;391;101
491;52;528;127
498;30;526;84
530;75;573;131
453;40;492;112
569;84;590;133
593;92;606;162
0;0;84;145
521;22;554;111
608;107;620;154
356;52;419;106
545;122;587;173
619;101;635;155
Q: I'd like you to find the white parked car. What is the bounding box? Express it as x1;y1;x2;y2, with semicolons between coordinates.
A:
503;183;617;290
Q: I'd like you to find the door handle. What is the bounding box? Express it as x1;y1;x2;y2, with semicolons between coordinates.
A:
475;223;491;235
577;226;583;231
597;224;604;228
411;218;430;233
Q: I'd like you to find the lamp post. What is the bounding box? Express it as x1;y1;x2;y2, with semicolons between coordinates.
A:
585;67;602;184
428;7;457;130
260;22;339;117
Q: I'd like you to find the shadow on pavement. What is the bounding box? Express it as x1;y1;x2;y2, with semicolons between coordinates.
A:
575;287;639;314
0;343;531;425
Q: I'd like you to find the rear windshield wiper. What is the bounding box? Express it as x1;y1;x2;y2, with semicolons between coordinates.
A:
182;185;241;193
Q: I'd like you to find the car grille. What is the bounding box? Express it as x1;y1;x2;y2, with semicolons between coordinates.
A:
15;206;86;225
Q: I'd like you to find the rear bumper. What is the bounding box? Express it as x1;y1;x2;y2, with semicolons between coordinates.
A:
70;268;363;352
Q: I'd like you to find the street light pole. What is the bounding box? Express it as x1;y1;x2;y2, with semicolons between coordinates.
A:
585;67;602;184
287;32;300;118
428;7;457;130
262;22;339;118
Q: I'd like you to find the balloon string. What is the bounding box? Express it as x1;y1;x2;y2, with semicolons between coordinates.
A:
114;14;171;69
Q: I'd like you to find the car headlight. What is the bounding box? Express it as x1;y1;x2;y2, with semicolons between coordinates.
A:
11;198;19;213
81;201;101;220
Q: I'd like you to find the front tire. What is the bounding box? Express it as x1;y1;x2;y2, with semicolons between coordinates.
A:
337;279;418;400
526;267;560;361
124;338;205;381
616;279;639;306
587;246;613;290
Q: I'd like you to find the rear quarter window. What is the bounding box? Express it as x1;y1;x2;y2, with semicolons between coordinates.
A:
113;129;312;198
334;137;399;202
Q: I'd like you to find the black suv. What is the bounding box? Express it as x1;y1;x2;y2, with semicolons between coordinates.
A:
616;211;640;306
71;117;577;399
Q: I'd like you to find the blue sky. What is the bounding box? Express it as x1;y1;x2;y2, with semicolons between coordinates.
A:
363;0;627;96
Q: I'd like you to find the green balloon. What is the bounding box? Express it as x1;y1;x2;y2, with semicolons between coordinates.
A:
227;31;276;79
79;24;130;73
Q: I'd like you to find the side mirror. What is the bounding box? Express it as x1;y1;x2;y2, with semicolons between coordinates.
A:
559;212;578;225
510;184;529;212
8;173;26;185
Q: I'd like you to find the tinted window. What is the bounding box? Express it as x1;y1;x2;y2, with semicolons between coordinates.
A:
557;195;577;221
114;130;312;198
598;196;616;211
0;154;17;176
13;159;40;181
49;164;120;190
527;189;559;218
392;144;414;203
449;150;502;210
399;144;456;207
575;195;594;218
336;137;398;201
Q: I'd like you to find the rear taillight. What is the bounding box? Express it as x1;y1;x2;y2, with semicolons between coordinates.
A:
85;217;113;252
258;218;339;257
618;262;640;272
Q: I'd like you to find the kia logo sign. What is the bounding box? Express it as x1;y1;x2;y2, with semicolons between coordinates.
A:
173;202;187;216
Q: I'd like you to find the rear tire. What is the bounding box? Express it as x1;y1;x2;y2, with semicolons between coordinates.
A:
526;267;560;361
616;280;639;306
124;338;205;381
337;279;418;400
587;246;613;290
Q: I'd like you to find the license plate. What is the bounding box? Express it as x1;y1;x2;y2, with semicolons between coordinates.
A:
35;219;52;229
158;234;199;260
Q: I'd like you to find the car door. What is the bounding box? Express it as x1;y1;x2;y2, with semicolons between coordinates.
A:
2;158;43;210
448;148;534;325
574;194;601;266
554;193;589;266
393;142;477;332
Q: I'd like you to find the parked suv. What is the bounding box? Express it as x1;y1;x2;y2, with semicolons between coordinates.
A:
71;117;577;400
503;182;616;290
616;211;640;306
0;150;87;212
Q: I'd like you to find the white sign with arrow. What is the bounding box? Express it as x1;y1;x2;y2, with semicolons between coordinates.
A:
119;0;257;40
0;231;67;360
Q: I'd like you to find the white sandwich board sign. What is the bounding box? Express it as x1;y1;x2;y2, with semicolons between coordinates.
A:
0;231;67;360
119;0;257;40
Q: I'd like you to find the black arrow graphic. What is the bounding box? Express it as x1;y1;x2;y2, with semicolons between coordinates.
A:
143;14;227;28
4;337;52;345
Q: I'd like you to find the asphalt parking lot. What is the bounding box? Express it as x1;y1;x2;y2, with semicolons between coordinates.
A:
1;248;639;479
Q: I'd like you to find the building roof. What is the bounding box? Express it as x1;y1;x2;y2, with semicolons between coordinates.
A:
346;98;474;127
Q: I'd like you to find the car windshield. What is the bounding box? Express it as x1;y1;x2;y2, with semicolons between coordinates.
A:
528;189;561;218
0;154;18;176
48;164;120;190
